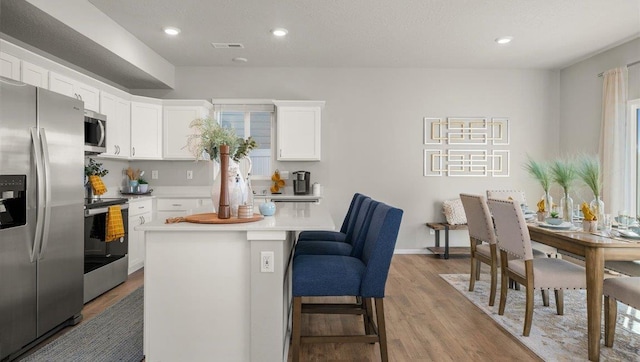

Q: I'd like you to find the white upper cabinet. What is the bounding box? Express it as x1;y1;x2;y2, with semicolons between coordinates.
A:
21;61;49;88
162;100;214;159
274;100;325;161
100;91;131;158
49;71;100;112
0;52;20;80
131;97;163;159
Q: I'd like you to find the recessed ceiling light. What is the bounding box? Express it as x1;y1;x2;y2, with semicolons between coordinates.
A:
271;28;288;37
495;36;513;45
163;27;181;36
232;57;248;63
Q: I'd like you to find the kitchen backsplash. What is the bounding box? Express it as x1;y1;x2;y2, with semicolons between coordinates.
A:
87;158;320;196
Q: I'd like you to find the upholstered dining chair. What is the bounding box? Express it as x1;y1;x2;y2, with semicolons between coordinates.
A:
487;198;587;336
297;192;367;243
291;202;403;362
603;276;640;347
294;198;375;258
460;193;499;306
486;189;527;205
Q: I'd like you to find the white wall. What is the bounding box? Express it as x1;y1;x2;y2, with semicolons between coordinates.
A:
135;67;560;250
559;38;640;155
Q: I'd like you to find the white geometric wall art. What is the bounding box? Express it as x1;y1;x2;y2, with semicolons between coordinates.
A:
423;149;444;176
423;118;445;144
423;149;510;177
423;117;510;145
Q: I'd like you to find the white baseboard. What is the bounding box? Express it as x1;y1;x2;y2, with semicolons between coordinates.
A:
394;248;431;255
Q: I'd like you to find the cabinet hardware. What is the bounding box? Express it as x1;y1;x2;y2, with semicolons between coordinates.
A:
132;147;135;156
172;204;181;207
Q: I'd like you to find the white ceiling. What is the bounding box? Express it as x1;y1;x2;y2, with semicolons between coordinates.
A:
87;0;640;69
2;0;639;89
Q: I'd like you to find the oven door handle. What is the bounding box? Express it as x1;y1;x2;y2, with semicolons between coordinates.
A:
85;203;130;216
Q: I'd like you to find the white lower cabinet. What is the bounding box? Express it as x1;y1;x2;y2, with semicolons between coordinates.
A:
155;198;202;221
128;198;153;274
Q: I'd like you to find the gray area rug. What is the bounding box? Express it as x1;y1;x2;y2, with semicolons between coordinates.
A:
21;287;143;362
441;274;639;361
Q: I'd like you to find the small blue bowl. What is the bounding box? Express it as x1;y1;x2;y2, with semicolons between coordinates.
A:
545;217;563;225
259;202;276;216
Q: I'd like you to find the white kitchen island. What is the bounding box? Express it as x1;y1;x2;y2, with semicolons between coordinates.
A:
137;202;335;362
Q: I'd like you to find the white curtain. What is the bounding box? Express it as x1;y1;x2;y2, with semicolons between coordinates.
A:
599;67;632;215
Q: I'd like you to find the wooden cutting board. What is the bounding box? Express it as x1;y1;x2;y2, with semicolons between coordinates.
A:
166;212;264;224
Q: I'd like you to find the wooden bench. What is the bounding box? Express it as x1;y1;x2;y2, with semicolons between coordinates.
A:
425;222;469;259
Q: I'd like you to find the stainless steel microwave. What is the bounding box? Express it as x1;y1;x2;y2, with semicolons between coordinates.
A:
84;110;106;154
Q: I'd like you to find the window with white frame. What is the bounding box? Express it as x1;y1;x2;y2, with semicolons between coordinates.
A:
214;103;274;178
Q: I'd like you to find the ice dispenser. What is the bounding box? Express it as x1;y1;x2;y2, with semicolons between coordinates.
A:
0;175;26;229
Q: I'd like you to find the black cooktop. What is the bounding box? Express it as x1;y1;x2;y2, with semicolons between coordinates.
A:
84;198;128;209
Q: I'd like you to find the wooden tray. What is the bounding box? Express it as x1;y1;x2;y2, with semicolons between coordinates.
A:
166;212;263;224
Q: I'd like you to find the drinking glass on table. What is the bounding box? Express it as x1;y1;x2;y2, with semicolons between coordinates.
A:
603;214;612;233
617;211;629;230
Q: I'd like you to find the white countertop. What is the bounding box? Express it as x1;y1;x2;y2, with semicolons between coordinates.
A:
137;202;335;232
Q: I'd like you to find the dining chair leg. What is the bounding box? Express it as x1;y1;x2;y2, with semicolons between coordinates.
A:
498;253;509;315
489;261;497;306
523;286;534;336
554;289;564;315
291;297;302;362
541;289;550;307
363;298;374;335
469;255;477;291
375;298;389;362
604;295;617;347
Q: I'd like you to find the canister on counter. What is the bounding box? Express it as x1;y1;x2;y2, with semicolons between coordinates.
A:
312;182;321;196
238;205;253;218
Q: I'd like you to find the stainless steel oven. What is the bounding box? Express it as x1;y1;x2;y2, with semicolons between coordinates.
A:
83;198;129;303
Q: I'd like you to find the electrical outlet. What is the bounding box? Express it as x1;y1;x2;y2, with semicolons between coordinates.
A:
152;170;158;179
429;229;435;235
260;251;274;273
186;170;193;179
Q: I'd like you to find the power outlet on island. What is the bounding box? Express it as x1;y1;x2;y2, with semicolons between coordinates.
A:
260;251;274;273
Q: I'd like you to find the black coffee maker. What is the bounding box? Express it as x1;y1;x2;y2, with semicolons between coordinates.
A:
293;171;310;195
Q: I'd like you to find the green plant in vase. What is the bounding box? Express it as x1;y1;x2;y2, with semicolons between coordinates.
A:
576;154;604;225
138;177;149;193
550;158;577;222
523;156;553;217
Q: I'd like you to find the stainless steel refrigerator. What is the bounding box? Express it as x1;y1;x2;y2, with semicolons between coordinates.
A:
0;77;84;360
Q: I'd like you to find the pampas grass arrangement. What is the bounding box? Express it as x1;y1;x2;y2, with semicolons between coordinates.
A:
576;154;602;199
523;156;551;193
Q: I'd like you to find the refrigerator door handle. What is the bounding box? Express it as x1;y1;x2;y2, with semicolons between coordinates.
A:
30;128;44;262
38;128;53;260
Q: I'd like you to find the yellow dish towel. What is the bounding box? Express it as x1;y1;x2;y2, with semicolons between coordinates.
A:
89;175;107;195
106;205;125;242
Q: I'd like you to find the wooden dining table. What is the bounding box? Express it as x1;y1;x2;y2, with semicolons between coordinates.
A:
527;224;640;362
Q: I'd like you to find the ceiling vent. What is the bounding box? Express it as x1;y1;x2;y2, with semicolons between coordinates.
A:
211;43;245;49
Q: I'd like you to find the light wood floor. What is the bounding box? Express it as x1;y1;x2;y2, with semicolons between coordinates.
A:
21;256;540;361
